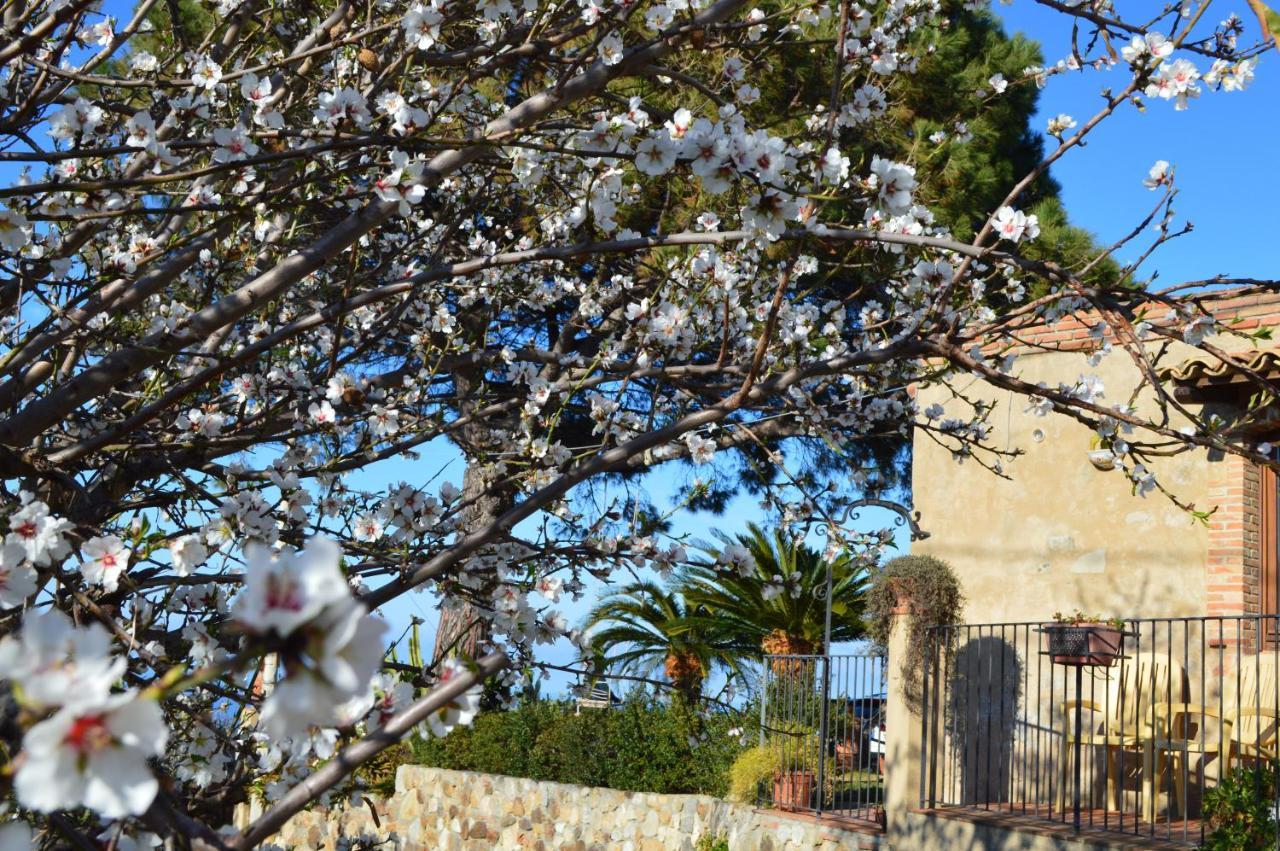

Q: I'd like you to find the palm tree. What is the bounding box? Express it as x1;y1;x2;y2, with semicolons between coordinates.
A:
583;580;748;702
680;523;871;660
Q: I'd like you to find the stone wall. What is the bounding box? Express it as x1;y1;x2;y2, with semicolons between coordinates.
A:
252;765;884;850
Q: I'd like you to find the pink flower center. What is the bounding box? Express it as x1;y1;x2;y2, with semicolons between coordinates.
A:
64;714;111;754
264;574;304;611
13;520;36;539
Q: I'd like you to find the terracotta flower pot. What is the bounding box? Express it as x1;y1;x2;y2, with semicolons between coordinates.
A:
773;769;816;811
1043;623;1123;666
887;577;916;614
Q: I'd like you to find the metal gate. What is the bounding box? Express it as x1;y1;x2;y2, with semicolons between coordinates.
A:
760;652;887;823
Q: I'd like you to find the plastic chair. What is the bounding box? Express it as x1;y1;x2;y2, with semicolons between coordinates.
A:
1057;652;1187;821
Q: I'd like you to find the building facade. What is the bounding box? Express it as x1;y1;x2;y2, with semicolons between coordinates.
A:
911;289;1280;628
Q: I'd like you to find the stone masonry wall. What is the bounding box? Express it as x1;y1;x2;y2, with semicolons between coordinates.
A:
252;765;884;850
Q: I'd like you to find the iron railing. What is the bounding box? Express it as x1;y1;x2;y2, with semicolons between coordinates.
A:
760;652;886;823
920;615;1280;846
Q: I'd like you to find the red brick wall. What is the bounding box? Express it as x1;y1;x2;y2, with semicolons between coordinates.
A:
1206;454;1264;648
987;288;1280;355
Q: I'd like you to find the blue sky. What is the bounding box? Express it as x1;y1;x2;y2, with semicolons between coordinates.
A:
994;2;1278;285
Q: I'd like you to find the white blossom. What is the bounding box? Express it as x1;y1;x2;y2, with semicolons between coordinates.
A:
15;691;167;818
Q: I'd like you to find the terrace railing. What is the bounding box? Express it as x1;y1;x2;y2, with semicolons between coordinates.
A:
920;615;1280;846
760;652;887;824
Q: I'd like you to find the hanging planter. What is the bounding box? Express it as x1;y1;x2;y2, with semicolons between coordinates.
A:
1042;613;1125;666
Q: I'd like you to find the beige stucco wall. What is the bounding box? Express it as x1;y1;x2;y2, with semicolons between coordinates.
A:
912;341;1218;624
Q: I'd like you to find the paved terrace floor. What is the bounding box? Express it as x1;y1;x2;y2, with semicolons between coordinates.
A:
916;804;1205;849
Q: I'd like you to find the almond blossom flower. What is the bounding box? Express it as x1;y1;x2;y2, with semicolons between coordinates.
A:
536;576;563;601
370;676;415;728
634;136;677;176
684;432;717;464
868;156;917;215
0;209;30;252
79;19;115;48
353;515;384;542
0;609;124;711
1143;160;1172;189
188;54;223;90
1145;59;1201;110
0;542;37;607
125;111;162;155
402;2;444;50
417;658;482;738
258;600;388;738
176;407;224;437
742;190;797;239
48;98;105;140
7;494;74;566
368;405;400;437
1205;58;1255;92
1120;32;1173;66
314;87;371;128
212;125;258;163
1046;113;1076;137
991;205;1040;243
598;32;625;66
309;399;336;425
80;535;131;592
169;534;209;577
373;151;427;216
14;691;167;818
231;537;351;637
818;146;849;184
128;51;158;73
665;108;693;140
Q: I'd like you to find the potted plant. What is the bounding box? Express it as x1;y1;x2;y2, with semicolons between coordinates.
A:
727;732;835;812
1042;610;1126;666
866;555;965;709
773;762;817;812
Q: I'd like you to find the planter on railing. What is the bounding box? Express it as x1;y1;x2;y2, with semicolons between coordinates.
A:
1042;622;1124;666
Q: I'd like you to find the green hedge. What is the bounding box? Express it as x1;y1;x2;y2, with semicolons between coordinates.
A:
406;696;748;797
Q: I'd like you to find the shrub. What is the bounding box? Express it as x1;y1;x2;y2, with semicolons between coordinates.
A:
695;833;731;851
727;744;780;803
726;725;837;805
407;695;748;797
1202;762;1280;850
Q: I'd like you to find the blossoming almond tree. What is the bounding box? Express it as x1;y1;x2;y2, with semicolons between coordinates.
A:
0;0;1274;845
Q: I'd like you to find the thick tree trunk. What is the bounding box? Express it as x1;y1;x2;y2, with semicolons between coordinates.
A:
430;309;517;666
430;464;500;665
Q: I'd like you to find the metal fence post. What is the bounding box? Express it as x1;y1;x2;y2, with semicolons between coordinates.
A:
817;655;831;816
759;657;768;748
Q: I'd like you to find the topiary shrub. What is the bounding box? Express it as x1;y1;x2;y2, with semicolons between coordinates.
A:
866;554;964;707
